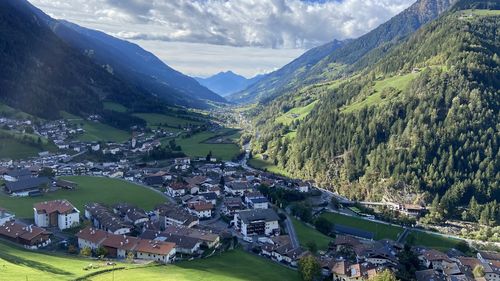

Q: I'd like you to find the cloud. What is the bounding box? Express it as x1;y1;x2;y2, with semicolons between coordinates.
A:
29;0;415;49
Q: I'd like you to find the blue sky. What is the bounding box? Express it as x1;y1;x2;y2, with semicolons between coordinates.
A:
28;0;415;77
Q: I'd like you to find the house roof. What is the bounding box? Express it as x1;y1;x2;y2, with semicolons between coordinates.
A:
0;221;49;241
5;177;50;193
334;224;374;240
34;199;77;214
200;192;217;201
135;239;175;255
162;225;219;243
332;260;348;275
238;209;279;224
422;249;452;262
169;182;188;190
479;251;500;261
415;269;446;281
102;234;140;251
161;233;200;250
76;227;108;245
228;181;252;190
189;202;213;212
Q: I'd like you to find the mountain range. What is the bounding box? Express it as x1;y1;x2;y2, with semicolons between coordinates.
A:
247;0;499;224
0;0;224;119
195;71;265;97
230;0;458;104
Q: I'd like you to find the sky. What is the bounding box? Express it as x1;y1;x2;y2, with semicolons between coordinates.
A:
28;0;415;78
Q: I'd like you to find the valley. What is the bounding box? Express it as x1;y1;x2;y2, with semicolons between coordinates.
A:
0;0;498;280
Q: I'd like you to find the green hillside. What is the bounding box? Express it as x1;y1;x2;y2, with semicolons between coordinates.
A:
249;7;499;226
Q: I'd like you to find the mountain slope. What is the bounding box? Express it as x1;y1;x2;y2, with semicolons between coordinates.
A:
195;71;265;97
250;4;499;221
19;0;225;109
232;0;457;104
0;0;156;119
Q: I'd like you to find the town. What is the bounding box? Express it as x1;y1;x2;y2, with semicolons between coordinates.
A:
0;111;499;281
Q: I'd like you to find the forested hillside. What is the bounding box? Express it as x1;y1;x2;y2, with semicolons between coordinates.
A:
0;0;165;119
231;0;457;104
250;6;499;224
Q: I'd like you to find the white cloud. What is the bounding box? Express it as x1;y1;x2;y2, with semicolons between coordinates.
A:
28;0;415;76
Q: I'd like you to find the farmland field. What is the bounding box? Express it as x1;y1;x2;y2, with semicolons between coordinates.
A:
405;231;463;252
291;217;332;250
91;249;299;281
0;241;298;281
172;129;242;161
133;113;204;129
248;155;291;177
0;176;166;218
61;112;129;143
320;212;403;240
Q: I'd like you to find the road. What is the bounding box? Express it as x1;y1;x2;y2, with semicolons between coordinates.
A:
285;215;300;248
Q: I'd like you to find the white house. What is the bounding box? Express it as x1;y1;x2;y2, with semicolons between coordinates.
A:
135;239;176;264
187;202;213;219
34;200;80;230
235;209;280;237
76;227;108;250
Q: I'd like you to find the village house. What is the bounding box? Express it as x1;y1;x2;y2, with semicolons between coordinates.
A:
156;233;201;256
135;239;176;264
187;201;213;219
5;177;50;197
162;225;220;249
222;197;246;216
166;182;189;197
419;249;455;271
331;260;379;281
33;200;80;230
244;191;269;209
85;203;132;235
235;209;280;237
76;227;108;250
0;221;51;249
155;203;199;228
102;234;141;259
225;181;254;196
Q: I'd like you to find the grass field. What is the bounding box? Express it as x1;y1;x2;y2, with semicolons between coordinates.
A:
0;103;33;119
461;9;500;17
0;138;49;160
91;249;299;281
0;241;297;281
0;240;133;281
172;129;241;161
248;156;291;177
134;113;203;129
275;100;318;125
405;231;463;252
61;112;130;143
0;176;166;218
343;72;418;113
320;212;403;240
103;102;128;113
291;217;332;250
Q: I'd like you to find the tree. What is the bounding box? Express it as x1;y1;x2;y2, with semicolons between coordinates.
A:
38;167;55;178
126;251;135;263
331;197;341;209
305;241;318;254
298;255;321;281
206;150;213;161
473;265;485;278
96;247;107;258
80;246;92;257
397;244;419;280
369;269;398;281
314;217;334;235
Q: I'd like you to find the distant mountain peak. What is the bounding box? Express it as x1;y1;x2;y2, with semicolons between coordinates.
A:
195;71;266;97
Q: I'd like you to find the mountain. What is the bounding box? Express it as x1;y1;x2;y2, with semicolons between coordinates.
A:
229;39;345;103
231;0;457;104
0;0;159;119
195;71;265;97
21;3;225;109
249;1;499;223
